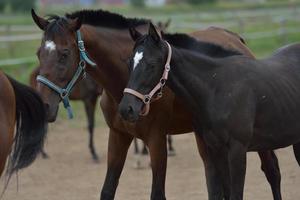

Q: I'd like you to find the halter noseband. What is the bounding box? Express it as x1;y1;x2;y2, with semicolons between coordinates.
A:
37;30;96;119
123;41;172;116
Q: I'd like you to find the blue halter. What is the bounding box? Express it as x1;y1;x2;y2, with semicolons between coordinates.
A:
37;30;97;119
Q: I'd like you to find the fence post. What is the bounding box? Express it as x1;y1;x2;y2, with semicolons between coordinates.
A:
5;25;15;57
279;17;287;45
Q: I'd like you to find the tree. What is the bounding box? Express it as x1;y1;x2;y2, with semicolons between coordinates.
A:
10;0;36;12
0;0;7;11
130;0;145;7
187;0;218;4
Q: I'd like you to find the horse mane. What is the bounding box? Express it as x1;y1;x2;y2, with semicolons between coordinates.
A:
66;9;150;29
223;29;246;44
163;33;242;58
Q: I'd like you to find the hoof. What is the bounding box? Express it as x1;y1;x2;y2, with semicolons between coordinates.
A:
41;152;50;159
92;154;100;163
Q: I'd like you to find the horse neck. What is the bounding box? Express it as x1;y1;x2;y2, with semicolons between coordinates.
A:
80;25;132;102
167;47;218;111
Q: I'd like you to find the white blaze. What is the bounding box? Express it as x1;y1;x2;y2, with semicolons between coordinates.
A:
45;40;56;52
133;51;143;70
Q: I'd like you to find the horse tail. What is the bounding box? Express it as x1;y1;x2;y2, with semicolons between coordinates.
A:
6;75;47;176
293;143;300;166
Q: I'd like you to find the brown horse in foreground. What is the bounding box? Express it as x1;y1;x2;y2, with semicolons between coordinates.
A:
30;66;102;161
0;71;47;179
31;9;281;200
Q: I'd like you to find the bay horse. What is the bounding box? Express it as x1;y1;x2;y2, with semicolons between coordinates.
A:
119;23;300;199
31;9;281;200
0;71;47;179
30;66;102;161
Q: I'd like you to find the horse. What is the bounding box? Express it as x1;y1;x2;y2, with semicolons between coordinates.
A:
0;71;47;179
30;66;102;161
134;19;175;165
119;22;300;200
30;19;174;162
31;9;281;200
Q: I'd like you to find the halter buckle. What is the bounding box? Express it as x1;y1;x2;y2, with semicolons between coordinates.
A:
143;95;151;104
160;78;166;86
78;40;85;51
60;89;68;99
165;64;170;71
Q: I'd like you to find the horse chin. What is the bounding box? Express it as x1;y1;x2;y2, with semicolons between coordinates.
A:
47;105;59;123
118;96;143;123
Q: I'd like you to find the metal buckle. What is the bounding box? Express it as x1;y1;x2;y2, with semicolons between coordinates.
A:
60;89;68;99
79;60;86;68
143;95;151;104
165;64;170;71
78;40;85;51
160;78;166;86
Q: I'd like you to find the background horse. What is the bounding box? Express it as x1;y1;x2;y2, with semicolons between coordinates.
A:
0;71;47;179
30;66;102;161
120;23;300;199
31;9;281;200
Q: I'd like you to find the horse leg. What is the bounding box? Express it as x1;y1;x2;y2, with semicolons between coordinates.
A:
147;134;167;200
293;142;300;166
228;140;247;200
258;151;282;200
195;132;228;200
167;135;176;156
100;128;133;200
83;96;99;161
142;142;148;155
133;138;142;169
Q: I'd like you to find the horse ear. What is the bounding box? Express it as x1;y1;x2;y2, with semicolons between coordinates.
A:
31;9;49;30
165;19;171;29
69;17;82;31
148;22;161;43
129;27;142;41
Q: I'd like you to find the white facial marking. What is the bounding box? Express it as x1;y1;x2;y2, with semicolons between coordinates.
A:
133;51;144;70
45;40;56;52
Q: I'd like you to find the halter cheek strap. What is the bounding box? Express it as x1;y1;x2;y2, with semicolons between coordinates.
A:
124;41;172;116
36;30;97;119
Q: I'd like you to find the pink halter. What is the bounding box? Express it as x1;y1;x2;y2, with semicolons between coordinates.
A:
123;41;172;116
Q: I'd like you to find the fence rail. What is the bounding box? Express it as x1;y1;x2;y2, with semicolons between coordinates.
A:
1;9;300;67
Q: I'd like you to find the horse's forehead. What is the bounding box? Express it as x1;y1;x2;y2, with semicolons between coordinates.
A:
42;34;73;51
44;40;56;52
133;50;144;71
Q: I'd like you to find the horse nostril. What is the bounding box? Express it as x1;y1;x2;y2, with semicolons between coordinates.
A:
127;105;134;115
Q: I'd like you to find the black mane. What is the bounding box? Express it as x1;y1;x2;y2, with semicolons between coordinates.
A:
66;9;149;29
163;33;242;58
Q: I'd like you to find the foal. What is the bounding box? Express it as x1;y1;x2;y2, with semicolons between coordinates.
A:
119;23;300;199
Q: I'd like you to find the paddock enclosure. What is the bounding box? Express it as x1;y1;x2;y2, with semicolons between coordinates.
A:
0;119;299;200
1;1;300;199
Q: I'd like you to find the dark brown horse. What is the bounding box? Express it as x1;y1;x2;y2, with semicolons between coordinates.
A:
30;66;102;161
31;9;281;200
120;23;300;199
0;71;47;179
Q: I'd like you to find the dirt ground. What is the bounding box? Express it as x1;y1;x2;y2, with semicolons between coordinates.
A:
0;118;299;200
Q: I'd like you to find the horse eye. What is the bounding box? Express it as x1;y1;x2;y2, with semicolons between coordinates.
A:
59;49;70;63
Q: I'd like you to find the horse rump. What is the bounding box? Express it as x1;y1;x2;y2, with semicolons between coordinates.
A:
6;75;48;176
